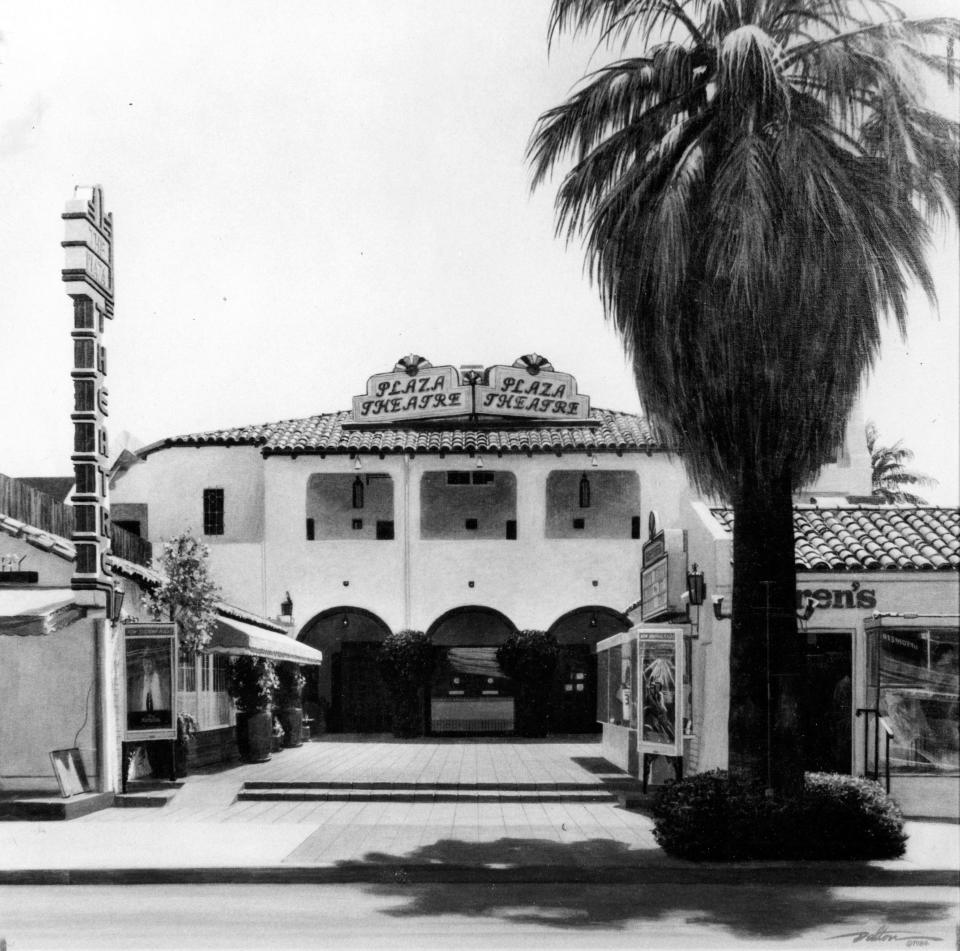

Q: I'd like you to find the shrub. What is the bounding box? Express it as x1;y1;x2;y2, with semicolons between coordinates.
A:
653;769;906;861
226;656;279;714
378;630;435;737
275;662;306;707
496;630;559;737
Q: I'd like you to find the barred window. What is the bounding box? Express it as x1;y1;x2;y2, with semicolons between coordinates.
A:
203;488;224;536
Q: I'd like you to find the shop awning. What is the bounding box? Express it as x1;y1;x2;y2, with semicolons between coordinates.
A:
0;588;86;636
206;616;323;666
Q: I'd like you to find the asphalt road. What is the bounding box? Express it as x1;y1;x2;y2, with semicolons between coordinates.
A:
0;884;957;951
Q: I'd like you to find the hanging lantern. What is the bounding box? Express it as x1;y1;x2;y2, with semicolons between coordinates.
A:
352;476;365;509
579;473;591;508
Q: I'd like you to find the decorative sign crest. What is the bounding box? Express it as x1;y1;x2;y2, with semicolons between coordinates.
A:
351;354;592;425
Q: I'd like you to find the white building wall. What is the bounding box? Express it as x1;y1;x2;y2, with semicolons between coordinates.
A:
257;450;689;636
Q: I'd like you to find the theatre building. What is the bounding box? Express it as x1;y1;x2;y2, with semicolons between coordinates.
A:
109;353;882;739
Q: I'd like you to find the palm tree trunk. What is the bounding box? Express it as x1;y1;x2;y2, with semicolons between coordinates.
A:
728;473;804;795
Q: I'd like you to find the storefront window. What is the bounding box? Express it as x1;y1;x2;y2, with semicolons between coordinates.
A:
869;626;959;774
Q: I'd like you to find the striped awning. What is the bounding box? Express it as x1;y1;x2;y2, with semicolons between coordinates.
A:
206;615;323;666
0;588;86;636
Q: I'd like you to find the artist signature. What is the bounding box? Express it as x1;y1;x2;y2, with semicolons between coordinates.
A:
827;924;943;945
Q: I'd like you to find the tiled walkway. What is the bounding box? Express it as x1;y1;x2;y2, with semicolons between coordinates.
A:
1;736;956;878
62;736;664;869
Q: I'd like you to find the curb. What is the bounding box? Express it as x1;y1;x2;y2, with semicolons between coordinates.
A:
1;864;955;887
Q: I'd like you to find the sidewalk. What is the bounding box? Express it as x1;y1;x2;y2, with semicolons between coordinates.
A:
1;738;956;885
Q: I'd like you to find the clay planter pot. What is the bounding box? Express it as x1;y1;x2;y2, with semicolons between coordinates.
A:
236;709;273;763
280;706;303;748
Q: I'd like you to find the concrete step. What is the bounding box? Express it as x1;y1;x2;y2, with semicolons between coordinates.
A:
236;783;641;803
0;791;115;820
242;780;642;792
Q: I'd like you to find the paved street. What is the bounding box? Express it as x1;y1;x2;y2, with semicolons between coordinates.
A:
0;883;957;950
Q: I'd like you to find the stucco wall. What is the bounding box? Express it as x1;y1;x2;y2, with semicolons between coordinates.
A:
111;446;265;544
0;617;98;789
260;451;689;638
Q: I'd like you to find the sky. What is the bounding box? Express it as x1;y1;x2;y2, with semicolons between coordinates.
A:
1;0;957;504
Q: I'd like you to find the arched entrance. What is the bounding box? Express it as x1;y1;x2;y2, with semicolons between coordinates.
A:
298;607;392;733
426;606;517;734
548;606;631;733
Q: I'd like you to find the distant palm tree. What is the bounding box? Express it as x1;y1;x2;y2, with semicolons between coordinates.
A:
530;0;958;791
867;421;938;504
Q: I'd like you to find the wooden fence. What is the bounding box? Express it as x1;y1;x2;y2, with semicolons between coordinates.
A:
0;472;152;567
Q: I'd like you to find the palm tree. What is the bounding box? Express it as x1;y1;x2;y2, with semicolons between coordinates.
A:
867;420;938;503
530;0;958;792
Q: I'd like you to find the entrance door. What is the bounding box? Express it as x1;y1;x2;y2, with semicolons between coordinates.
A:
552;645;599;734
801;631;853;773
337;642;392;733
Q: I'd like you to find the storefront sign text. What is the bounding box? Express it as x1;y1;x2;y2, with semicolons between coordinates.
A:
797;586;877;610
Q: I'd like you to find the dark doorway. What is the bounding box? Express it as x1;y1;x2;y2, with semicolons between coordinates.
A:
335;642;393;733
801;631;853;774
548;606;630;735
552;644;598;733
298;607;392;733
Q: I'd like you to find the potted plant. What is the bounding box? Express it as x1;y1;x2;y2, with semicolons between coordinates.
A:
497;630;559;737
378;630;435;737
173;712;199;777
226;656;279;763
276;662;306;748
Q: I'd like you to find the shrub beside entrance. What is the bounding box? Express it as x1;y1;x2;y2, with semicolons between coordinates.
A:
378;630;435;737
652;770;907;861
496;630;559;737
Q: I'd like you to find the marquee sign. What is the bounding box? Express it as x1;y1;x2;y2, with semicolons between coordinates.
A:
62;186;114;595
475;364;590;421
640;529;688;622
353;364;470;422
351;354;592;425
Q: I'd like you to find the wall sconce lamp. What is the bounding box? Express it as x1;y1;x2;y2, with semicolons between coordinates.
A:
352;475;365;509
686;563;706;607
712;595;732;621
280;591;293;618
579;473;591;508
111;585;125;623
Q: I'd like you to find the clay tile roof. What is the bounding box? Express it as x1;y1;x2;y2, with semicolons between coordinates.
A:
710;506;960;572
150;408;662;458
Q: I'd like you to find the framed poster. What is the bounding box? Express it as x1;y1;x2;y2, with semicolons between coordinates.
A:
123;622;177;741
49;748;90;797
635;626;685;756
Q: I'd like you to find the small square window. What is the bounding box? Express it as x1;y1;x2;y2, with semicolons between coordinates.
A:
472;471;495;485
465;518;478;530
572;518;585;530
305;518;315;541
352;518;363;530
203;488;224;535
376;520;395;540
631;516;641;539
505;520;517;540
447;471;471;485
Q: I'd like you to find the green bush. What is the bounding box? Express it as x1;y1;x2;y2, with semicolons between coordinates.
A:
378;630;435;737
275;661;306;707
653;770;907;861
496;630;559;737
226;656;279;714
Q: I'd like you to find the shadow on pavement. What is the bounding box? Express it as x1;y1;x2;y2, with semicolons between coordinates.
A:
324;836;956;939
